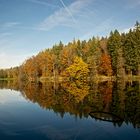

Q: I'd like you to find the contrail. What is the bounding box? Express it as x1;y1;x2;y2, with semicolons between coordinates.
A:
59;0;76;24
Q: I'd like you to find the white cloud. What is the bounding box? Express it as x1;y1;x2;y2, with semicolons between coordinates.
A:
38;0;92;31
0;52;33;68
119;27;134;33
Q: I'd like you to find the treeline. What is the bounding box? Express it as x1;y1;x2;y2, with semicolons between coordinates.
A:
0;22;140;81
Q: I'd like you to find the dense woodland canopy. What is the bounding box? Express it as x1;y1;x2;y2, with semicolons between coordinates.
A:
0;22;140;81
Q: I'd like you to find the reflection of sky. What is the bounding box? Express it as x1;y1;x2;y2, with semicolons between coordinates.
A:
0;89;26;104
0;89;140;140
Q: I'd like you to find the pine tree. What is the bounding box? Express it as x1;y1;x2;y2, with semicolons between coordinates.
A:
107;30;122;75
134;21;140;76
123;22;140;76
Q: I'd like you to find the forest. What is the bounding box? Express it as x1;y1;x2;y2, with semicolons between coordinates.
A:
0;22;140;82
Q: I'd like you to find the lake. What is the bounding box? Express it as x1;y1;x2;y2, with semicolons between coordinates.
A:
0;80;140;140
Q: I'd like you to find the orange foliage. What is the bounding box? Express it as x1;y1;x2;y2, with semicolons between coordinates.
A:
99;54;113;76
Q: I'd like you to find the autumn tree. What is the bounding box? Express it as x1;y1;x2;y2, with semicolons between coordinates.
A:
99;53;113;76
59;45;75;74
65;56;89;80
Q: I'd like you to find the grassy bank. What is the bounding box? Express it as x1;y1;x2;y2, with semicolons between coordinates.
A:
0;78;16;81
0;75;140;82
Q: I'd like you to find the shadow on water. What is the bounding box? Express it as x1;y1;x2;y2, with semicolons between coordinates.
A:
0;80;140;129
89;111;123;123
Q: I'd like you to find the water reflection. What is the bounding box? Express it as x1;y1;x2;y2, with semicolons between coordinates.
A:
0;80;140;129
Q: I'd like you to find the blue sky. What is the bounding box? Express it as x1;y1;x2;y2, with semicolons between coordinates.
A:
0;0;140;68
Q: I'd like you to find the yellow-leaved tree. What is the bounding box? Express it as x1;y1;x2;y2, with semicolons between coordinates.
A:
65;56;89;80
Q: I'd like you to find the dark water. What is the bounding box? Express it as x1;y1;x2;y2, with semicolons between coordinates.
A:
0;80;140;140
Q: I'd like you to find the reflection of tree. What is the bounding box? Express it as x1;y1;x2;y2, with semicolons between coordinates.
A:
110;81;140;128
124;82;140;128
98;81;113;112
21;82;59;109
88;82;119;125
0;80;140;129
87;82;113;113
110;80;126;126
61;80;90;103
0;80;19;91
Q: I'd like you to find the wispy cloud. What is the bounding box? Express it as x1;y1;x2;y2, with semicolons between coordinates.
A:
80;18;113;40
38;0;92;31
0;32;12;38
2;22;20;28
25;0;60;8
0;21;38;31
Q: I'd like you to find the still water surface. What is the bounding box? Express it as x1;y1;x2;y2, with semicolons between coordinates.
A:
0;81;140;140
